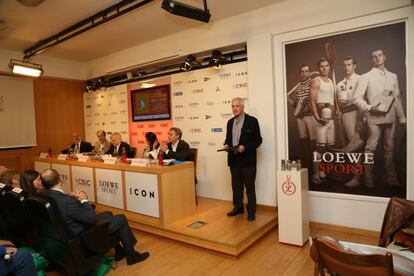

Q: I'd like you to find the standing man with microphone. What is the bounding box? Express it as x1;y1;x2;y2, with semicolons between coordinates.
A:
224;97;262;221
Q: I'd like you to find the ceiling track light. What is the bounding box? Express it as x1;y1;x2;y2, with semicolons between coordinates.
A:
209;50;226;70
161;0;211;23
9;59;43;77
180;54;198;71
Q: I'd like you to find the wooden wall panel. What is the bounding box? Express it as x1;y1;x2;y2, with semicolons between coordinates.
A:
0;78;85;171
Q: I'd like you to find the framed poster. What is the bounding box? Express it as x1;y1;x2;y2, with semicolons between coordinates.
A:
283;22;406;198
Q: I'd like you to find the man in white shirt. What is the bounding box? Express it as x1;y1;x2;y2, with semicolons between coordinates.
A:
93;130;111;155
353;49;406;188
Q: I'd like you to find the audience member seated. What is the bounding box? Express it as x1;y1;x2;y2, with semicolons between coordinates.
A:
40;169;149;265
93;130;112;155
0;170;20;188
0;240;36;276
142;132;160;158
61;132;93;154
159;127;191;161
19;170;43;197
106;132;133;158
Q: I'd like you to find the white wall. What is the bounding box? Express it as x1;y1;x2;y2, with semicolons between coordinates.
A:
84;0;412;231
0;49;86;80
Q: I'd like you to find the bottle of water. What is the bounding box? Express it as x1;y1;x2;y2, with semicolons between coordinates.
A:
121;147;127;163
48;147;52;158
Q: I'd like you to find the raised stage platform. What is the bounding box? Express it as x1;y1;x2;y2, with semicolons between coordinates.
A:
98;197;277;256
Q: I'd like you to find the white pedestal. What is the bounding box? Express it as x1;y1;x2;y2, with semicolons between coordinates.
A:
277;168;309;246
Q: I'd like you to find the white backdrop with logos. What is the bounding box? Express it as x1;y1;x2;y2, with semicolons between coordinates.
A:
83;84;129;144
171;62;249;201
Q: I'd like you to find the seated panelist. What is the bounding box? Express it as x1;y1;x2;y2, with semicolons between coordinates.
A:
93;130;112;155
159;127;191;161
61;132;93;154
105;132;133;158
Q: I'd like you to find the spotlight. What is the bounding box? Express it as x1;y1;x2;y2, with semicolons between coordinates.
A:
9;59;43;77
161;0;211;23
209;50;226;70
181;54;198;71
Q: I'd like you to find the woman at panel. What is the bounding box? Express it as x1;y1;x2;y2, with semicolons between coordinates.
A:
142;132;160;158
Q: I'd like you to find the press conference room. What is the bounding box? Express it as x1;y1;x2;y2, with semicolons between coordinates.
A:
1;0;414;275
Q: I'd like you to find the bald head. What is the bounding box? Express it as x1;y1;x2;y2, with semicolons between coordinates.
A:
41;168;60;189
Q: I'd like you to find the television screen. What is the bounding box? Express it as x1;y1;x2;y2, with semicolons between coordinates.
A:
131;85;171;122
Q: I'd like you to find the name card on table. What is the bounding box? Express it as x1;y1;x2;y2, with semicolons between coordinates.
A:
104;157;117;164
58;154;68;160
78;155;89;162
12;187;23;194
39;153;48;158
131;158;149;167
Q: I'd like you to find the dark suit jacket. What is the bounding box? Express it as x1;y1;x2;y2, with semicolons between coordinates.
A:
163;140;191;161
225;113;262;168
61;141;93;154
105;141;133;158
44;189;97;235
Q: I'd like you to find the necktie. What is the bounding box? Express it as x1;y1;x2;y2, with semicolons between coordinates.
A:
74;143;80;153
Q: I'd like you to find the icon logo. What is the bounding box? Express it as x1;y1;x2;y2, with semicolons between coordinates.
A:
282;175;296;196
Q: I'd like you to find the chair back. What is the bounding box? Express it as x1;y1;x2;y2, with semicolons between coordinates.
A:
379;197;414;247
310;236;394;276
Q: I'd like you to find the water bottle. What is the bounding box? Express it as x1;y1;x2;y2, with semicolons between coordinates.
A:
158;153;164;166
121;147;127;163
48;147;52;158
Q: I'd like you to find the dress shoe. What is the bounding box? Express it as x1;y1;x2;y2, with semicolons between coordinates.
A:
227;208;244;216
247;213;256;221
127;251;150;265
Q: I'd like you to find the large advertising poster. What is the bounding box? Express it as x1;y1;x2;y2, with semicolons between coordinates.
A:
284;22;406;198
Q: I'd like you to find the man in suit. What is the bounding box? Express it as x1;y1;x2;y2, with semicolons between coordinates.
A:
224;97;262;221
105;132;133;158
62;132;93;154
159;127;191;161
93;130;112;155
40;169;149;265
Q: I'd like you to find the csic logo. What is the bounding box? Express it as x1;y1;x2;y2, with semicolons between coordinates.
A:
160;123;169;127
111;112;118;115
174;104;184;109
208;142;217;146
187;79;197;84
192;88;204;94
85;105;91;108
190;141;201;147
204;77;211;82
190;128;201;133
206;101;215;106
136;125;144;129
235;71;248;77
221;113;232;119
219;73;231;79
147;124;155;128
173;80;183;86
174;91;183;96
205;115;212;120
222;100;231;104
233;83;248;89
74;178;91;187
137;140;145;144
211;128;223;132
188;102;200;107
130;132;138;136
174;116;185;121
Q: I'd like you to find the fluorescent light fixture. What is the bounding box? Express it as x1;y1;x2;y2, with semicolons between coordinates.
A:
141;83;156;88
9;59;43;77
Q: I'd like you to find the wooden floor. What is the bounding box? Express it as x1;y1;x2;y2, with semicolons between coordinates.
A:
128;197;277;256
104;223;378;276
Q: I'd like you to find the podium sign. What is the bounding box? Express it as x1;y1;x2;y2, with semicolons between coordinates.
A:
71;166;95;202
51;163;72;193
125;172;159;218
34;161;50;173
277;168;309;246
95;168;123;209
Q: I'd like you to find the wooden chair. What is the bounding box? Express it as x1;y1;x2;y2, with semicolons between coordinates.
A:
189;148;198;205
310;236;395;276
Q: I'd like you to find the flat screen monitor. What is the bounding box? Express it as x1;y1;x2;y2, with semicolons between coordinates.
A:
131;85;171;122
